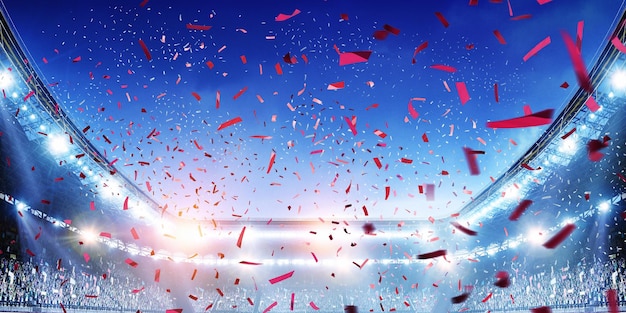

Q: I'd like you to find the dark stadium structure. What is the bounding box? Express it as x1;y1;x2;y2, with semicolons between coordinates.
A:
1;1;626;313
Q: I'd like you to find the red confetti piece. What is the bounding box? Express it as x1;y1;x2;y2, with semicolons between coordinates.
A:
309;302;320;310
233;86;248;100
274;62;283;75
400;157;413;164
543;224;576;249
611;36;626;53
430;64;457;73
83;253;90;263
481;292;493;303
125;258;138;268
560;81;569;88
383;24;400;35
607;289;620;313
522;36;551;62
450;222;477;236
327;81;345;90
412;41;429;63
422;133;429;142
154;269;161;282
531;306;552;313
494;83;499;102
451;293;470;304
561;128;576;140
72;56;81;63
587;135;611;162
434;12;449;28
166;309;183;313
339;51;372;66
493;30;507;44
217;117;243;131
23;90;35;102
266;151;276;173
191;92;201;101
275;9;301;22
456;82;470;105
509;199;533;221
374;129;387;138
263;301;278;313
585;95;600;112
186;23;212;31
60;303;67;313
130;228;140;240
486;109;554;128
562;30;593;93
236;226;246;248
345;116;357;135
290;293;295;311
417;249;446;259
373;30;389;40
373;157;382;169
494;271;511;288
138;39;152;61
99;232;111;238
269;271;295;285
425;184;435;201
408;100;419;119
463;147;483;175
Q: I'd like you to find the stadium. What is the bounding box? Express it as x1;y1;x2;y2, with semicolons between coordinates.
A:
0;0;625;312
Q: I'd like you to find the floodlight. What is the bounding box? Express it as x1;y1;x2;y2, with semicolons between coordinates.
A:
0;70;14;90
598;201;610;213
611;70;626;90
48;134;70;155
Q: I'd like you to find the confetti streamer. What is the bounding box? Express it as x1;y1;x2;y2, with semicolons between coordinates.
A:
339;51;372;66
456;82;470;104
236;226;246;248
408;100;420;119
522;36;551;62
450;222;477;236
434;12;449;28
275;9;301;22
481;292;493;303
217;117;243;131
607;289;619;313
138;39;152;61
486;109;554;128
269;270;295;284
463;147;483;175
531;306;552;313
451;293;470;304
509;199;533;221
562;31;593;93
417;249;446;259
186;23;211;31
262;300;278;312
309;302;320;310
493;30;507;44
543;224;576;249
430;64;457;73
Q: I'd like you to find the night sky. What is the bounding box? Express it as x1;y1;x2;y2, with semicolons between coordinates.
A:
2;0;624;223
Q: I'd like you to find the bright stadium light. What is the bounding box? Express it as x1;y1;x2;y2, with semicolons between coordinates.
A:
0;70;15;90
48;134;70;155
81;229;97;243
527;228;544;245
598;201;610;213
611;70;626;90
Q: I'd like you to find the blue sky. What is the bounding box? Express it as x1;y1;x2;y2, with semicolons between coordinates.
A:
2;0;624;222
